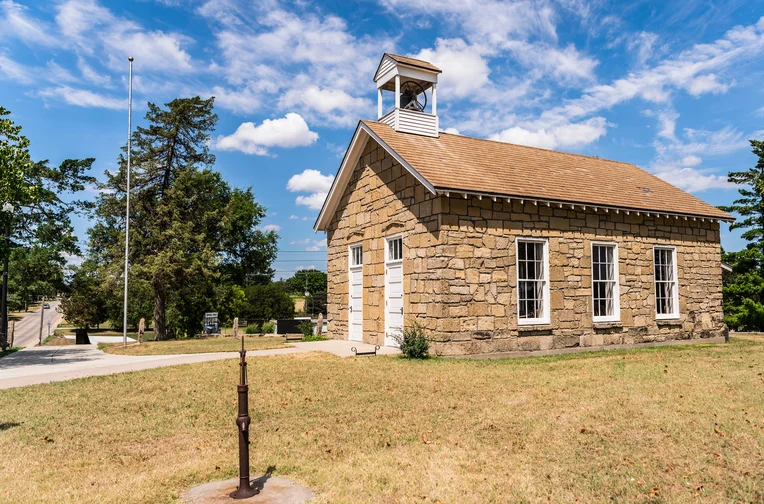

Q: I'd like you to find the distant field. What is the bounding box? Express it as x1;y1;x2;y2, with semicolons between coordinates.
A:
0;336;762;503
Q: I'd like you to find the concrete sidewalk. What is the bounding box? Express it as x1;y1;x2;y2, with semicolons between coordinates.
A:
0;340;398;389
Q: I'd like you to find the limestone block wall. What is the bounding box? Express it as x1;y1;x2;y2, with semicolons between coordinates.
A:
325;138;725;355
428;196;724;355
325;139;441;346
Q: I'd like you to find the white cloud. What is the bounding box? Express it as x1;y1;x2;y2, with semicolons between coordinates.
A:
492;117;608;150
504;41;598;82
261;224;281;232
306;245;321;252
653;167;732;193
286;169;334;211
197;5;387;124
0;0;58;46
279;86;373;127
413;38;491;98
679;154;702;167
0;53;33;83
628;32;659;67
382;0;558;44
213;113;318;155
290;238;311;246
295;193;328;211
657;110;678;141
687;74;732;96
289;215;299;220
56;0;194;72
286;169;334;194
38;86;124;109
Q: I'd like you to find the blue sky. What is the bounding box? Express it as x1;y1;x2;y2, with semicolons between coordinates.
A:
1;0;763;277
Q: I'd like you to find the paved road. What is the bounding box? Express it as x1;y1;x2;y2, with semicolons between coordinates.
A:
0;339;399;389
10;300;63;348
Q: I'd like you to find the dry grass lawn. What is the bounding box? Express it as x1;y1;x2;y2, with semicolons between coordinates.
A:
99;336;288;356
0;337;762;503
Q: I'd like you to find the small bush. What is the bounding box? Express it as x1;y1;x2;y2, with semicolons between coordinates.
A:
261;321;275;334
297;319;326;341
245;324;260;334
392;322;430;359
298;320;314;338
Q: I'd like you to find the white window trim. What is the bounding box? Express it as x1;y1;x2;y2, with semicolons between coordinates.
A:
515;237;551;326
348;242;363;268
384;234;404;346
591;241;621;323
385;234;404;265
653;245;680;320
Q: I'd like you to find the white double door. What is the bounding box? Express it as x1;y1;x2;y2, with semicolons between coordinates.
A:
384;261;404;347
348;265;364;342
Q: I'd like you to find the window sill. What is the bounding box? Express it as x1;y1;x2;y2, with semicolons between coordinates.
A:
593;321;623;329
517;324;553;333
656;318;682;326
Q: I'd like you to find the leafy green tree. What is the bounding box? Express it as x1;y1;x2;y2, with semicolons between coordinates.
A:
284;269;327;296
719;140;764;329
7;247;65;311
242;283;294;321
1;106;94;348
89;97;277;338
59;259;109;329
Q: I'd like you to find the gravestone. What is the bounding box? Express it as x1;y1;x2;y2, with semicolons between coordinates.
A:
138;318;145;344
233;317;239;340
316;313;323;335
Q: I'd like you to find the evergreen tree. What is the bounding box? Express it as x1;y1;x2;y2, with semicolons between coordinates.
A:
90;97;277;338
719;140;764;330
720;140;764;259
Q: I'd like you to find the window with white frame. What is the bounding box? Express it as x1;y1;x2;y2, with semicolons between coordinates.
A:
516;239;549;324
592;243;620;322
654;246;679;318
351;245;363;267
387;236;403;262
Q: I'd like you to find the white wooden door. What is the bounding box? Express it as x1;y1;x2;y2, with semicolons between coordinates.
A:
349;246;364;342
385;237;404;347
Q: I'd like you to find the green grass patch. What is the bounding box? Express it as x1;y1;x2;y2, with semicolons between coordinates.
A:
0;346;21;358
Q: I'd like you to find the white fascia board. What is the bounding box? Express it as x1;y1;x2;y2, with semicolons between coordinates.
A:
314;122;437;232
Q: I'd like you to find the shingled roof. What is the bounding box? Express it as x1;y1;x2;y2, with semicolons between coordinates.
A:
314;121;733;231
381;53;442;73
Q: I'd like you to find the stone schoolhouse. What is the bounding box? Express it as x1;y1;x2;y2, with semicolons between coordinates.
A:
313;53;734;356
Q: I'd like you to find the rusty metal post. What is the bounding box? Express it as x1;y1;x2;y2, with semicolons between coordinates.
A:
230;334;258;499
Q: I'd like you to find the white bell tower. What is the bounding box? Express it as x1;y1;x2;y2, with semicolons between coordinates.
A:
373;53;441;138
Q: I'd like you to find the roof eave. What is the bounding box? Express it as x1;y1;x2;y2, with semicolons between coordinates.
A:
432;185;735;223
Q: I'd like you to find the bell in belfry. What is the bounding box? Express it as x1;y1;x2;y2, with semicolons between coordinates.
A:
399;81;426;112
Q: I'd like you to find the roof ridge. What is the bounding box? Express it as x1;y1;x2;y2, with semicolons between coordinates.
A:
362;119;633;167
438;128;635;167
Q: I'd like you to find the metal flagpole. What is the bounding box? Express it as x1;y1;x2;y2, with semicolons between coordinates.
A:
122;56;133;347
